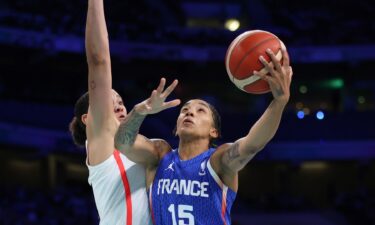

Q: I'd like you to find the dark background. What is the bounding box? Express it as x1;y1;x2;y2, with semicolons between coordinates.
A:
0;0;374;224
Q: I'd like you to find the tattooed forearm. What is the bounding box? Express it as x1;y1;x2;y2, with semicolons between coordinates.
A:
115;109;146;149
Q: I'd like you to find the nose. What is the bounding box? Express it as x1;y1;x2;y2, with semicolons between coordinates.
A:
115;105;124;113
185;110;194;117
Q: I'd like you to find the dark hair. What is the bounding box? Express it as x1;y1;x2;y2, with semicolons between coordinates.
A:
207;102;222;147
174;99;222;148
69;92;89;147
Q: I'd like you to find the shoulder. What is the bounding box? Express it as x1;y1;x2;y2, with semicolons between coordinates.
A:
210;142;235;172
210;143;231;165
149;138;173;160
213;143;233;157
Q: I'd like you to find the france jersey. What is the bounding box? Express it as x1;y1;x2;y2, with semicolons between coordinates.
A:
149;148;237;225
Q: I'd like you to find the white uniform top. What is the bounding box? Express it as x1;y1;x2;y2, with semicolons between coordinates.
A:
87;149;153;225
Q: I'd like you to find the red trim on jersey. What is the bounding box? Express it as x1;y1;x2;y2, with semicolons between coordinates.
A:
114;150;133;225
221;188;228;225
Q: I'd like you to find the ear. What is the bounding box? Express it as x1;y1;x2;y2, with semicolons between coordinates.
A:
209;127;219;139
81;114;88;125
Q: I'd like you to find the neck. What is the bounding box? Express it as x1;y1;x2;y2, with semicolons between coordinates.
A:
178;137;210;160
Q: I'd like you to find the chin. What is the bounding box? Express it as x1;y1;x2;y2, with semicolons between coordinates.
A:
179;129;195;136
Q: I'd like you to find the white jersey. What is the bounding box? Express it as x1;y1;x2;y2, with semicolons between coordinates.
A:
87;150;152;225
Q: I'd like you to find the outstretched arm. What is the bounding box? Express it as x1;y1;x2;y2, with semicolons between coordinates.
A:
85;0;114;165
86;0;112;118
212;43;293;184
115;78;180;166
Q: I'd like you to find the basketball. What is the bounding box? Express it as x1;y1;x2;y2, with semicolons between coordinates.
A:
225;30;285;94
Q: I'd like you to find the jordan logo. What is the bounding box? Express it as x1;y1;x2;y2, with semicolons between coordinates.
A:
199;161;206;176
165;162;175;172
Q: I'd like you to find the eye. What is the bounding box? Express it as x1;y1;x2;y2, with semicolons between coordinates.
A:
181;107;188;112
198;108;206;112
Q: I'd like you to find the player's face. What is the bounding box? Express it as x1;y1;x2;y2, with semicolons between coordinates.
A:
176;99;218;141
111;90;127;122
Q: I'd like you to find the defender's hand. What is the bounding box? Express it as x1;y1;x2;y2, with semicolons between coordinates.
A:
135;78;181;115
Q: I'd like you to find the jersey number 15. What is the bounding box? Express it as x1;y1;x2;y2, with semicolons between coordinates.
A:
168;204;195;225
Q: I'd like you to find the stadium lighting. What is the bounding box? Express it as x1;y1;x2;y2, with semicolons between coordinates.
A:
316;110;325;120
225;19;240;31
297;110;305;119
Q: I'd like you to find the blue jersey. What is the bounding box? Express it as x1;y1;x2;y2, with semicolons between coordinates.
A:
149;148;237;225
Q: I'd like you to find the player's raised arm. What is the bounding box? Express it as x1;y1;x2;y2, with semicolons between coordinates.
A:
212;44;293;178
115;78;181;165
85;0;114;165
86;0;112;126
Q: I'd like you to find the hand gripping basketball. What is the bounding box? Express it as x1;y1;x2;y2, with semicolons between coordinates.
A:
255;43;293;104
225;30;290;94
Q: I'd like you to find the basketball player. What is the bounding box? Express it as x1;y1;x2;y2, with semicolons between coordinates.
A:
115;45;293;224
68;0;179;224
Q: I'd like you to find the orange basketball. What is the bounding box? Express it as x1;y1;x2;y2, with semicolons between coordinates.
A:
225;30;285;94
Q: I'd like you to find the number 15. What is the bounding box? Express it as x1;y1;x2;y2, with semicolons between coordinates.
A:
168;204;195;225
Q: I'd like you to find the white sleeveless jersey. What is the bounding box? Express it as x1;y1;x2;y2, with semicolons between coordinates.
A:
87;150;153;225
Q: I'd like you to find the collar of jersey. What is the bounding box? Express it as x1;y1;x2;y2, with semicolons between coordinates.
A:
173;148;215;167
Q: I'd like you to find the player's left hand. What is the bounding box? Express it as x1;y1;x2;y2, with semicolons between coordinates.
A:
134;78;181;115
254;42;293;105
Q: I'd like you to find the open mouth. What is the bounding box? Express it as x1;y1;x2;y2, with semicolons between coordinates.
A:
183;118;194;125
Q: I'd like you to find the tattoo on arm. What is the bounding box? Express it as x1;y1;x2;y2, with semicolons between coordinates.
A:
152;139;168;157
275;87;284;97
224;141;249;169
227;142;240;160
115;110;146;148
90;80;96;90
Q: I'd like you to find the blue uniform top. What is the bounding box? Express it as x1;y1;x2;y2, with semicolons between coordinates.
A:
149;148;237;225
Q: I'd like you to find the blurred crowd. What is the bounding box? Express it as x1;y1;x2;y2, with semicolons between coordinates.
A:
0;186;98;225
1;0;374;46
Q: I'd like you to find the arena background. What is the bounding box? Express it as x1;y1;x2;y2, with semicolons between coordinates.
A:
0;0;374;224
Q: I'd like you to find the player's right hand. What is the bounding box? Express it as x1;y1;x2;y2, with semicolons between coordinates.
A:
255;42;293;105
